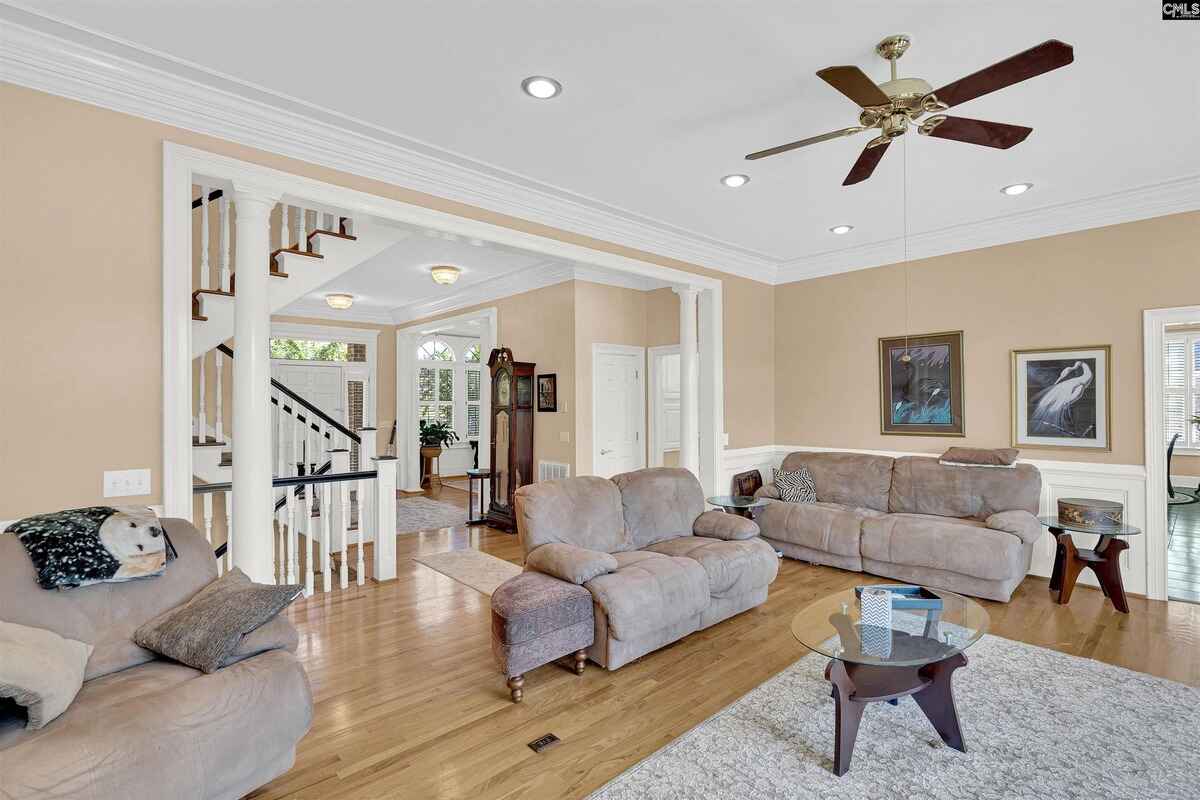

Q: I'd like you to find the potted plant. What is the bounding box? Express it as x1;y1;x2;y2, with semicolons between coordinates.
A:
418;419;459;461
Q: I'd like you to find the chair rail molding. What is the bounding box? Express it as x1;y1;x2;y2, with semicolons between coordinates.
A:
6;9;1199;288
721;444;1155;599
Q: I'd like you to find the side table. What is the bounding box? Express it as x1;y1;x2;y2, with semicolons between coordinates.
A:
1038;516;1142;614
465;468;491;526
706;495;769;519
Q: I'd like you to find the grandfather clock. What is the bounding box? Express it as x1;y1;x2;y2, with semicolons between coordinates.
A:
486;346;535;531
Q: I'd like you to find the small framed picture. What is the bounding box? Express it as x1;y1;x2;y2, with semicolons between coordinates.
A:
1012;345;1111;450
536;373;557;412
878;331;965;437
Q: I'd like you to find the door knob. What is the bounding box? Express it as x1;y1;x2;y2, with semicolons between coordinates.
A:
600;449;613;455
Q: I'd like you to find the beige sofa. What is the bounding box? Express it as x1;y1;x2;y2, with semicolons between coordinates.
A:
755;452;1042;602
0;519;312;800
515;467;779;670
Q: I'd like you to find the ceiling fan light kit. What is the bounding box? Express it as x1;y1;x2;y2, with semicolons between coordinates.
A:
745;35;1074;186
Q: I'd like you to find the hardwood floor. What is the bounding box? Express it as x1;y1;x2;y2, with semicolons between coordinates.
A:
1169;496;1200;603
252;487;1200;799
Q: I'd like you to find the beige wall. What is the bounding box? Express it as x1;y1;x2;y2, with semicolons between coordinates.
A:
0;83;774;519
774;211;1200;467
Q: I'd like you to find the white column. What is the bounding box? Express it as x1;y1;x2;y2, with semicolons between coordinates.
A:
372;456;398;581
395;331;423;492
673;285;701;477
230;185;280;584
359;427;378;537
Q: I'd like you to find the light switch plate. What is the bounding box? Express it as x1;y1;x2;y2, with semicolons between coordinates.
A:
103;468;152;498
722;432;730;446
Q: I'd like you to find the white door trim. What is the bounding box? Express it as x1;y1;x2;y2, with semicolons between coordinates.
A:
648;344;681;468
1144;305;1200;601
592;344;647;477
163;143;724;518
395;307;498;492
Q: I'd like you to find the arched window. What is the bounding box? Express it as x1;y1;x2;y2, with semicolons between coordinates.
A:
464;343;481;363
417;338;455;362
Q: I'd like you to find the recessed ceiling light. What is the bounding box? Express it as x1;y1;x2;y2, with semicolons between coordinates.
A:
325;293;354;310
1001;182;1033;196
720;174;750;188
430;265;462;286
521;76;562;99
829;224;854;235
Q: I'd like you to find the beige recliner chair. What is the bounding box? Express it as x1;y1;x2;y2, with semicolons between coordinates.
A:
514;467;779;670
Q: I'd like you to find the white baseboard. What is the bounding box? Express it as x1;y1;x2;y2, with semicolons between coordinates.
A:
721;444;1155;599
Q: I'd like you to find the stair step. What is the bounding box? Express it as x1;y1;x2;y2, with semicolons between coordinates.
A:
193;436;227;446
192;314;208;322
191;288;233;319
307;228;357;244
270;246;323;264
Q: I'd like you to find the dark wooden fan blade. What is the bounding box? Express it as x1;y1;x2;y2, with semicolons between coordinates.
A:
745;127;866;160
817;66;891;108
843;141;890;186
924;116;1032;149
930;40;1073;108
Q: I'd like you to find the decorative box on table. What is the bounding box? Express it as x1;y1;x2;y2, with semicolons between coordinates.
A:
1057;497;1123;529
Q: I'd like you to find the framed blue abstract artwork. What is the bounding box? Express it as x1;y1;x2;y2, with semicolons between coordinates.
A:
878;331;964;436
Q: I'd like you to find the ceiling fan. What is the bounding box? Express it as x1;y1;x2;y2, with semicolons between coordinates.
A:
745;35;1074;185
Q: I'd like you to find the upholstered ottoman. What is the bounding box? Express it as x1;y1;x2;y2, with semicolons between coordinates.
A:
491;571;594;702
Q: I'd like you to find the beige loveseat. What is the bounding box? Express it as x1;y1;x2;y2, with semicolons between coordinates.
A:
0;519;312;800
755;452;1042;602
515;468;779;670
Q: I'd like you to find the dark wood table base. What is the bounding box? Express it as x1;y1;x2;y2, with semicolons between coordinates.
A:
824;652;968;776
1047;527;1130;613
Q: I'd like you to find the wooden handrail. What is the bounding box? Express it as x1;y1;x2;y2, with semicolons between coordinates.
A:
193;468;378;495
192;188;223;209
273;460;332;512
216;343;361;444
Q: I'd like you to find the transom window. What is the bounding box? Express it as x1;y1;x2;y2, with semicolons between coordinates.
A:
465;343;481;363
1165;333;1200;449
417;338;455;362
270;337;365;362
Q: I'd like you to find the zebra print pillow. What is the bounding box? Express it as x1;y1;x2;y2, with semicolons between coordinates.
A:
774;467;817;504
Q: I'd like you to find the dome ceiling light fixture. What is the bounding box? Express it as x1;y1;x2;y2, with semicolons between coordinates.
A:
1001;182;1034;196
829;224;855;235
430;265;462;286
521;76;562;99
325;293;354;310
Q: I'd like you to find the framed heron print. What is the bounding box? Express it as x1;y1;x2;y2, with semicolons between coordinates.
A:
878;331;964;436
1012;345;1110;450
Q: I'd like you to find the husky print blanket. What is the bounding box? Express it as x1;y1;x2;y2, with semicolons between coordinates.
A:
6;506;176;590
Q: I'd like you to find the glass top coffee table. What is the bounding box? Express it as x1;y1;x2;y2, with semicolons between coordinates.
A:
791;586;989;776
706;495;769;518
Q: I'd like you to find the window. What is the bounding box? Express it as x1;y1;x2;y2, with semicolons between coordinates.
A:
1165;333;1200;450
269;337;366;362
464;343;481;363
418;338;455;429
466;367;481;438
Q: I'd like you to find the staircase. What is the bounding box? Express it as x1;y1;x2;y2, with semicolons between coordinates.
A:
188;186;400;594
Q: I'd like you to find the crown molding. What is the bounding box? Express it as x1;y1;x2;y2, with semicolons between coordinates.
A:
5;8;1199;290
777;173;1200;283
0;10;779;284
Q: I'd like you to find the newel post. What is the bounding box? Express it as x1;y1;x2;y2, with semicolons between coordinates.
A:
372;456;398;581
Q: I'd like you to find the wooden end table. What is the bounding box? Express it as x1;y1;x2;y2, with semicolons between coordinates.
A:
791;587;989;776
1039;516;1142;614
465;468;491;526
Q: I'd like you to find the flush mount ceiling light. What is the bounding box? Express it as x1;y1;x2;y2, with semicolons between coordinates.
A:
720;173;750;188
521;76;562;99
325;293;354;310
1001;182;1033;196
430;265;462;286
829;224;855;235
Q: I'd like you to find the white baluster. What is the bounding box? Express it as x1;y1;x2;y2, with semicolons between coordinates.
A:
197;351;207;444
338;480;349;589
356;477;367;585
280;203;290;251
218;194;230;292
303;479;314;597
286;487;297;585
275;509;285;584
321;482;332;592
295;207;305;252
224;491;233;572
276;392;285;478
199;185;210;291
202;492;214;544
214;349;224;444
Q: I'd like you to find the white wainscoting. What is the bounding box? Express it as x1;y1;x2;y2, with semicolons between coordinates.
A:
720;445;1153;599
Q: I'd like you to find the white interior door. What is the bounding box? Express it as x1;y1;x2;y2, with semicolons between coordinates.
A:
649;347;681;467
272;362;344;467
593;346;646;478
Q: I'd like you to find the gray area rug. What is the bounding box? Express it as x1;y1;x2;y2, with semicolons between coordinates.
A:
588;635;1200;799
395;496;468;533
412;549;521;595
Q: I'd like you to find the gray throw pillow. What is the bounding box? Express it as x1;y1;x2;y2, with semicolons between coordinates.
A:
0;621;94;730
775;467;817;503
134;568;303;674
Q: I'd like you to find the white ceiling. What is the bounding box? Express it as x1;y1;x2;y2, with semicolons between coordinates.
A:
6;1;1200;283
